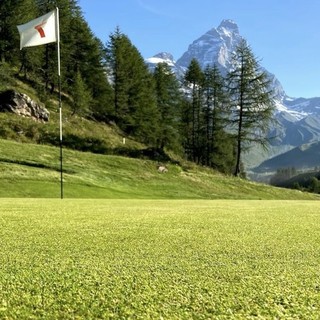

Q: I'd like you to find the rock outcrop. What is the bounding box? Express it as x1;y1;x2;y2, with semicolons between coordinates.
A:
0;90;49;122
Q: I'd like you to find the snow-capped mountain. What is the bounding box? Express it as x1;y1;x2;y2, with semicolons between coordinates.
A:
145;52;176;71
145;52;185;77
176;19;242;72
146;19;320;173
147;19;287;101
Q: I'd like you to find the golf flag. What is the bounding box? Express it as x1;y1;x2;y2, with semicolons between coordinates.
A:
17;10;57;49
17;8;63;199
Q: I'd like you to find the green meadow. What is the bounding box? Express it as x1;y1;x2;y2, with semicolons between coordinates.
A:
1;199;320;319
0;139;318;200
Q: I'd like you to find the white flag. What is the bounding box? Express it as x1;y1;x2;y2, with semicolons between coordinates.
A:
17;10;57;49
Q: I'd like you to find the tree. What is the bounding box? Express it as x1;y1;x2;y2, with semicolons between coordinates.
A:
35;0;113;113
184;58;204;163
0;62;15;90
106;28;159;145
180;98;193;160
66;14;113;117
203;65;235;173
0;0;21;63
106;27;133;122
0;0;42;71
227;40;275;177
310;177;320;194
153;62;182;152
71;70;92;116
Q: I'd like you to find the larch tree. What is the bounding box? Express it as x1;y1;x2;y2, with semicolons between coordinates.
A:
153;62;183;152
184;58;204;163
35;0;113;113
106;27;159;145
227;40;275;177
203;64;235;173
71;70;92;116
1;0;42;76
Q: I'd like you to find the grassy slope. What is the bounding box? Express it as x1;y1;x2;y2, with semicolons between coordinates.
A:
1;75;319;199
0;78;144;154
1;199;320;318
0;138;318;199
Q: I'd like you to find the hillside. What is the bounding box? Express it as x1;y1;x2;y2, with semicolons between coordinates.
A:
254;141;320;173
0;138;318;199
0;76;318;200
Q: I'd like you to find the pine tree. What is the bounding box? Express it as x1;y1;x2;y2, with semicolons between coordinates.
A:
85;38;114;120
153;62;182;152
227;40;275;177
184;58;204;163
0;0;41;68
35;0;113;114
180;98;193;160
203;65;235;172
71;70;92;116
106;28;159;145
0;62;14;90
106;27;132;121
66;9;113;117
310;177;320;194
17;1;43;82
0;0;20;63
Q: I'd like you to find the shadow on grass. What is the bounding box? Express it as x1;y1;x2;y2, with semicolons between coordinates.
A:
0;157;76;174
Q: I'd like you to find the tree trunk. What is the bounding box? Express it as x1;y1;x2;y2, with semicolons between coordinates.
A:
234;95;244;177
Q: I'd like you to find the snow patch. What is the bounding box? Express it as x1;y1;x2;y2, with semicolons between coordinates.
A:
274;100;308;121
145;57;175;67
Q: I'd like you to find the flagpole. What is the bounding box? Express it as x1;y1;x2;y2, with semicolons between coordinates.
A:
56;7;63;199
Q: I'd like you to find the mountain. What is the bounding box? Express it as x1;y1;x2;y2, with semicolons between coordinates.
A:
145;52;186;78
176;19;242;73
147;19;287;100
253;140;320;173
146;19;320;175
269;112;320;147
145;52;176;71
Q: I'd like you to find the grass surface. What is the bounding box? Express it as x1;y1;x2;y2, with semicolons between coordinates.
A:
1;199;320;319
0;139;318;199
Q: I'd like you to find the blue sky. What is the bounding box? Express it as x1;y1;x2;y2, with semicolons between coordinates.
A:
79;0;320;98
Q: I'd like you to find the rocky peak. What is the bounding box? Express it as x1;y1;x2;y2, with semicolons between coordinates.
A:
145;52;176;67
146;20;286;101
176;19;243;72
173;20;286;101
153;52;175;61
145;52;186;76
217;19;239;34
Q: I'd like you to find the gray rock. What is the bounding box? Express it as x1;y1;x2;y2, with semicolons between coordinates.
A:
0;90;49;122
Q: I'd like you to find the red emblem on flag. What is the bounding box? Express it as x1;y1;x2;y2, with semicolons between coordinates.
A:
34;21;47;38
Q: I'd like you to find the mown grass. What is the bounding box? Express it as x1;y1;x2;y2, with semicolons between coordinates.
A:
0;139;318;199
0;199;320;319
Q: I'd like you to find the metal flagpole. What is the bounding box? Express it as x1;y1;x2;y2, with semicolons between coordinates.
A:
56;7;63;199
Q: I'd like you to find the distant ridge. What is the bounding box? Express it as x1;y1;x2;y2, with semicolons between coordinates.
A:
253;141;320;173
